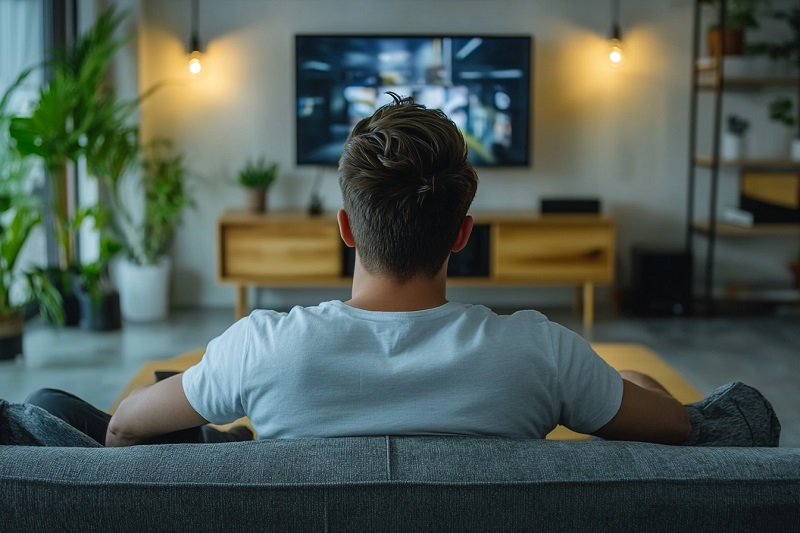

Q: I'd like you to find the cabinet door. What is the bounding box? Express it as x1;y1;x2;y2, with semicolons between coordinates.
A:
220;221;341;280
494;223;614;282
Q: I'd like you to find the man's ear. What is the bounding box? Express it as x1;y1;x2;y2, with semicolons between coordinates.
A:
451;215;474;253
337;209;356;248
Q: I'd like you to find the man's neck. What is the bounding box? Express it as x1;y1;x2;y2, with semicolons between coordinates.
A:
346;261;448;312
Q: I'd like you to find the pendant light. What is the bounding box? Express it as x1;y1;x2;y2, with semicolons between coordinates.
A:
188;0;203;74
609;0;623;64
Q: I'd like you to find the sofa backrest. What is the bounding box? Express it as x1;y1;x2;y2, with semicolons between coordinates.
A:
1;437;799;532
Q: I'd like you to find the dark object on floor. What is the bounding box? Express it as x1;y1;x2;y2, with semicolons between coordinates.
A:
631;246;693;316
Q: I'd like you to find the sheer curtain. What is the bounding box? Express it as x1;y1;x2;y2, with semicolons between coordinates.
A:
0;0;43;112
0;0;48;294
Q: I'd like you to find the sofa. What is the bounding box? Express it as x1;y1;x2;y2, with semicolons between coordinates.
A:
1;393;799;532
2;437;800;532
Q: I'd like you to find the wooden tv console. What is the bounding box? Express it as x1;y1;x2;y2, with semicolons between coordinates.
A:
217;211;615;326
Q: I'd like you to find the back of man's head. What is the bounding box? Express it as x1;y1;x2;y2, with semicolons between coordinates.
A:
338;93;479;282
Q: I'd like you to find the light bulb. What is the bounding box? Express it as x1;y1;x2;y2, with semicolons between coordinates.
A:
189;51;202;74
609;38;622;64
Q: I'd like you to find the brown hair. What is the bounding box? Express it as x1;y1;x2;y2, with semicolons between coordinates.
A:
338;93;479;282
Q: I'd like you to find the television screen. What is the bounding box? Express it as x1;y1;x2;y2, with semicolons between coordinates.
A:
295;35;533;167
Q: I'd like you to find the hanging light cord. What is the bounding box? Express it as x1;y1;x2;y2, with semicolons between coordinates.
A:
190;0;200;51
611;0;621;40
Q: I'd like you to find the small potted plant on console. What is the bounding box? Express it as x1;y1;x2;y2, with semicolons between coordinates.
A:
238;157;279;213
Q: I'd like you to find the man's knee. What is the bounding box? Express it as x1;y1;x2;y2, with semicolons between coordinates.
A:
25;388;75;418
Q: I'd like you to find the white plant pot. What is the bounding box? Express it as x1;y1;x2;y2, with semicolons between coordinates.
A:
721;133;742;160
791;138;800;161
117;256;172;322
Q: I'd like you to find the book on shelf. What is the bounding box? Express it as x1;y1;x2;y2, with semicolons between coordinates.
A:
721;206;754;228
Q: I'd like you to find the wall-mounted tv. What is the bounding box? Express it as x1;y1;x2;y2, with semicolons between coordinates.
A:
295;35;533;167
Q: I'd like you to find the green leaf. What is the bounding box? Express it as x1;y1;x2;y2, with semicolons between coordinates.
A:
0;207;41;274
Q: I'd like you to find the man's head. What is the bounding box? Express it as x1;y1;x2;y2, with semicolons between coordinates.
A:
338;93;479;282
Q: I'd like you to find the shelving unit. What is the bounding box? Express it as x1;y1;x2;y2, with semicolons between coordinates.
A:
686;0;800;314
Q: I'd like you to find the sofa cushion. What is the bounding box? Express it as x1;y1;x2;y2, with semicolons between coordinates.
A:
1;437;799;532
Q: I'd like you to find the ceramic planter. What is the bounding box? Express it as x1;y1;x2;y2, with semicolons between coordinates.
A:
76;288;122;331
45;268;81;326
117;256;171;322
721;133;743;160
791;138;800;161
707;27;744;58
245;187;267;213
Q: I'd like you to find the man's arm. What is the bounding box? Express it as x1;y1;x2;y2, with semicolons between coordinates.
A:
106;373;208;447
592;370;692;444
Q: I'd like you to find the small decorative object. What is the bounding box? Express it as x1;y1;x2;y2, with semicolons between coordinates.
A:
790;249;800;289
308;193;324;216
722;114;749;160
238;157;278;213
307;168;325;216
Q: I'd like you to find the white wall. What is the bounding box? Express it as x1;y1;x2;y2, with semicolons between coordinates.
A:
130;0;797;310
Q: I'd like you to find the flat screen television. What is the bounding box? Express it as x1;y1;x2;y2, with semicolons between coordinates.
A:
295;35;533;167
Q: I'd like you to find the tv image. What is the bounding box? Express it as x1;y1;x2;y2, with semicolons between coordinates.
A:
295;35;532;167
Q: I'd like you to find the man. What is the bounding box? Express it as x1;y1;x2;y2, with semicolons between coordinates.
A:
106;94;691;446
37;94;692;446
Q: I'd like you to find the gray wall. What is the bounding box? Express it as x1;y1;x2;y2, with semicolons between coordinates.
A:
126;0;797;310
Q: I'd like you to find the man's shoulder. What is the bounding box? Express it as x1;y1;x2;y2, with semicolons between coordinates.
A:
246;301;342;325
461;303;549;324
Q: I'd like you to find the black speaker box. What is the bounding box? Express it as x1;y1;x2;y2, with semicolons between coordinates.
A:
541;198;601;214
631;247;693;316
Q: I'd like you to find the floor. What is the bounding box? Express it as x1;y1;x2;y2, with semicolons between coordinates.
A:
1;305;798;447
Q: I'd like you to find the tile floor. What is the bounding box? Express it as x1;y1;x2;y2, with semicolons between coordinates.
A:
1;305;798;447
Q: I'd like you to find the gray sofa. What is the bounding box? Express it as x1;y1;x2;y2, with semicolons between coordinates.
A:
1;436;800;532
2;393;799;533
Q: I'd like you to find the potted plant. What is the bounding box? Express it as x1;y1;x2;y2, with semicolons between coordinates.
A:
0;200;65;359
767;97;800;160
750;7;800;159
0;152;64;358
106;139;192;322
0;65;64;359
722;114;749;159
700;0;769;57
7;7;158;325
238;157;279;213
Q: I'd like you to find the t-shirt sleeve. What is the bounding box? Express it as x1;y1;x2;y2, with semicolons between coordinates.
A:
182;317;250;425
549;322;623;434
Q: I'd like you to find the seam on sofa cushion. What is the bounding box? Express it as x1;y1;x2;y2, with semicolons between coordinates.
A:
3;477;800;490
384;436;392;481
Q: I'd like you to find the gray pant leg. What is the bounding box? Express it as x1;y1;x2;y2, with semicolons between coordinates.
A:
682;382;781;447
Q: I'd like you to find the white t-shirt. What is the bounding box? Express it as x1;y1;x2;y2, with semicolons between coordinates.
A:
182;301;623;439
